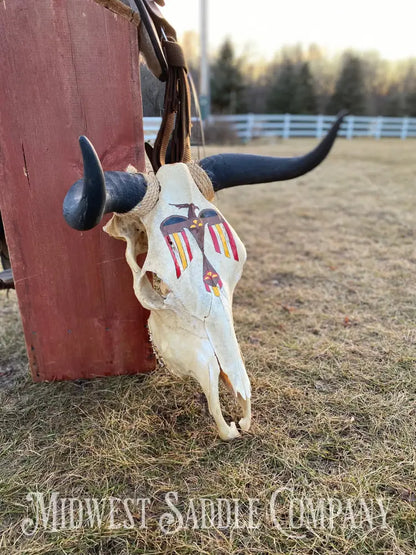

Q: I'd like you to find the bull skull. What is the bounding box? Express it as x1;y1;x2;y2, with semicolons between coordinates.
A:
63;112;345;440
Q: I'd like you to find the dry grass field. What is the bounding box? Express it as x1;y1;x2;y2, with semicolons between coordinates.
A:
0;138;415;554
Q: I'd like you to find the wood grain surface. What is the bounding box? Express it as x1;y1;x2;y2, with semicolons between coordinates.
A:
0;0;155;380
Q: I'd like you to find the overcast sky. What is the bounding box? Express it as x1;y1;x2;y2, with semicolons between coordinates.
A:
162;0;416;60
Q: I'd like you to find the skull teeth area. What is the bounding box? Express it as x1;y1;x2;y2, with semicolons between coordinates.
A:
147;326;167;368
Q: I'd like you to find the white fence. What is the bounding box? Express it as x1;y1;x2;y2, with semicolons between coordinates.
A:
143;114;416;142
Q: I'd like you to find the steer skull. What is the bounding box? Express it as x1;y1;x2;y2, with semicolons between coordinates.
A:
105;163;249;439
63;112;345;440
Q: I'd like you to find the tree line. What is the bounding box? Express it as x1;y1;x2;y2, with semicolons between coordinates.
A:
140;35;416;117
191;37;416;117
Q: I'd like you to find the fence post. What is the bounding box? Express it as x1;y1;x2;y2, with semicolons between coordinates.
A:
283;113;291;139
375;116;383;140
401;117;409;139
346;115;354;139
245;113;255;142
316;114;324;138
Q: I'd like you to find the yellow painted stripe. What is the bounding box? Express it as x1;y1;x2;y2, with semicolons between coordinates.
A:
172;233;187;269
212;286;220;297
215;224;230;258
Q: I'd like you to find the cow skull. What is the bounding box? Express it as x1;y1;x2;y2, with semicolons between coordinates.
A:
63;112;345;439
104;163;249;439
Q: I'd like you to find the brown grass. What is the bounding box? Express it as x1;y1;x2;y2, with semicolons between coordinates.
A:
0;139;415;554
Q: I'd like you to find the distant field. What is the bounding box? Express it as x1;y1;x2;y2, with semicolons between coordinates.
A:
1;139;415;554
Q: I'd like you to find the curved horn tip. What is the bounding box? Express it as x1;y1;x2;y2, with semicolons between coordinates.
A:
79;135;91;147
78;135;102;166
336;109;349;122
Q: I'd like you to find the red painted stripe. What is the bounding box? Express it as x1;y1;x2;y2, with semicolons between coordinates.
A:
209;226;221;253
222;221;239;261
165;236;181;278
181;230;193;261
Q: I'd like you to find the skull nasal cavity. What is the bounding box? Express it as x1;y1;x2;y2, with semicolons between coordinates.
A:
150;272;170;297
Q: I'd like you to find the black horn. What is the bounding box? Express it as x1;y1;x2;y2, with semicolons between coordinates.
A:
199;111;347;191
63;136;149;230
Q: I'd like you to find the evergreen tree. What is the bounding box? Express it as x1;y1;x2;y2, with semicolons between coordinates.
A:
327;54;366;114
291;62;317;114
405;88;416;116
210;39;246;114
382;85;404;116
266;59;296;113
403;67;416;116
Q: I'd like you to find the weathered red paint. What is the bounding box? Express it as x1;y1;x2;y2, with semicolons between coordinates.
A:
0;0;155;380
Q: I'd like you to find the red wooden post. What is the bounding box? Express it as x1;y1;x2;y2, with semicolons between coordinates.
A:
0;0;155;380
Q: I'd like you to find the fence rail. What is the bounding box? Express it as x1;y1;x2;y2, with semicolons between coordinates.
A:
143;114;416;142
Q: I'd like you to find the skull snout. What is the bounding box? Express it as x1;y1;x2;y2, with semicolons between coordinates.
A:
148;309;251;440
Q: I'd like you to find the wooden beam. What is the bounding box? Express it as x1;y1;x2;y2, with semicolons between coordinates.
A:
0;0;155;381
92;0;141;25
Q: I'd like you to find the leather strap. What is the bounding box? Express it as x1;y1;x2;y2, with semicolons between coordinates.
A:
92;0;192;171
135;1;192;170
147;39;191;171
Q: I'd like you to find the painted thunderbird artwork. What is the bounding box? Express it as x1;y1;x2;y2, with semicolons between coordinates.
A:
161;203;239;296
